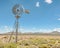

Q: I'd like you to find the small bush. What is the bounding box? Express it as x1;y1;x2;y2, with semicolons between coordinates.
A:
4;43;17;48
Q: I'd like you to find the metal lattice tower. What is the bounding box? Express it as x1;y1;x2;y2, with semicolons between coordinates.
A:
11;4;30;43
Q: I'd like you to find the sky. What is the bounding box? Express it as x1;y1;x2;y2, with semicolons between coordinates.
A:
0;0;60;33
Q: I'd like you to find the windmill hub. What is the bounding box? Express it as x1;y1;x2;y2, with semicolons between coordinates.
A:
15;15;20;19
12;4;24;15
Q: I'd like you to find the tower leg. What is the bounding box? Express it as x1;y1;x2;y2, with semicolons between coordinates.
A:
15;15;20;43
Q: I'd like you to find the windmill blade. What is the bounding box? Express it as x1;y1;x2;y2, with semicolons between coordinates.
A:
24;9;30;14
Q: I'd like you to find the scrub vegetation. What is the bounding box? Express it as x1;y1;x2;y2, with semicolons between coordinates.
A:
0;35;60;48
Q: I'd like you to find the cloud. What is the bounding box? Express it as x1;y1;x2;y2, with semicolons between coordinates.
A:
57;18;60;20
0;26;13;33
36;2;40;7
0;26;60;33
53;28;60;32
45;0;53;4
19;27;52;33
39;29;52;33
19;27;60;33
19;27;38;33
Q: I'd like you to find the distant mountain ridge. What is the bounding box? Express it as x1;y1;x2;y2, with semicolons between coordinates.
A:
51;31;60;34
0;31;60;35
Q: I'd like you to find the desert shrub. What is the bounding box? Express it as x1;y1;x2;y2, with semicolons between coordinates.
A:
4;43;17;48
38;44;50;48
17;45;29;48
0;45;4;48
19;40;32;46
0;41;4;48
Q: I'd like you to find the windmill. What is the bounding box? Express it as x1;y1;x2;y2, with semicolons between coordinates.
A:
9;4;29;43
